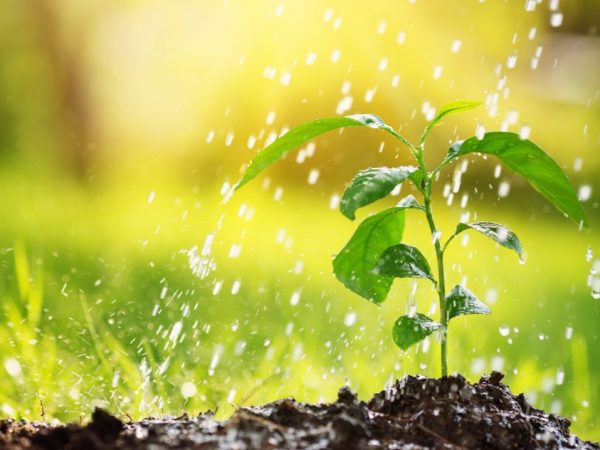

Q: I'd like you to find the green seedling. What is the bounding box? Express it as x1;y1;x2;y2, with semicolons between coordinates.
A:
233;101;587;376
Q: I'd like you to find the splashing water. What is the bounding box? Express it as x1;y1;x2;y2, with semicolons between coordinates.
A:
186;233;217;279
587;258;600;299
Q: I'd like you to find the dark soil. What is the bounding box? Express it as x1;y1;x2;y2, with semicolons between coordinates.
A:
1;373;598;450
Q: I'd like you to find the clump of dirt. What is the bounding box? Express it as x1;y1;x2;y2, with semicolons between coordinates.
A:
1;373;598;449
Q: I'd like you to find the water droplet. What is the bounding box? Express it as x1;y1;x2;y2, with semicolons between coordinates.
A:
231;279;241;295
280;71;292;86
266;111;276;125
247;135;257;149
498;181;510;198
208;345;224;376
344;312;357;327
451;40;462;53
308;169;320;185
181;382;197;398
525;0;536;11
305;52;317;65
396;32;406;45
556;368;565;385
331;49;341;63
565;326;573;340
227;388;237;403
586;246;593;262
519;125;531;140
225;131;235;146
364;88;376;103
336;96;353;115
273;186;284;201
290;289;301;306
498;325;510;337
550;12;563;27
329;194;340;209
169;321;183;343
578;185;592;202
4;358;21;378
432;65;443;79
147;191;156;204
476;123;485;140
378;58;388;71
228;244;242;258
506;52;518;69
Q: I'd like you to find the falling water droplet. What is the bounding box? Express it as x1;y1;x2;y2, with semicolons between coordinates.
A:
451;40;462;53
308;169;320;185
498;181;510;198
344;312;357;327
181;382;197;398
550;12;563;27
565;326;573;340
290;289;301;306
476;124;485;140
147;191;156;204
578;185;592;202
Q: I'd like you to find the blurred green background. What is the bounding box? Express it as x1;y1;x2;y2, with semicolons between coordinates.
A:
1;0;599;441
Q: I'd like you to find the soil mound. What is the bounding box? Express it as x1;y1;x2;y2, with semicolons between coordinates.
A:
1;373;597;449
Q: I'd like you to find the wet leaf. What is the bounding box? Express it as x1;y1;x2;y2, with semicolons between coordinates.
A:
235;115;408;191
340;166;419;220
396;194;425;211
421;100;481;141
446;285;491;320
447;132;587;227
333;207;406;304
452;221;523;259
376;243;434;282
392;313;441;350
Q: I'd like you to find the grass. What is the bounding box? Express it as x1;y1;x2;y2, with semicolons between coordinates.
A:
0;165;598;440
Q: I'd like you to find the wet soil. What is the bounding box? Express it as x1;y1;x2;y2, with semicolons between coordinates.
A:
1;373;598;450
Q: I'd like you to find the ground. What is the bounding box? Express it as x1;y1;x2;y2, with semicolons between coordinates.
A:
1;373;598;450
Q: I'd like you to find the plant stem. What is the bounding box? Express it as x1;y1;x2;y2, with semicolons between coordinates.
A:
415;149;448;377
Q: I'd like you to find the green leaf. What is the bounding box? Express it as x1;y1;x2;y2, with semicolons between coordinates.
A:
376;244;435;282
421;100;481;143
340;166;419;220
451;221;523;259
447;132;587;227
333;207;406;304
234;114;408;191
396;194;425;211
445;285;491;321
392;313;441;351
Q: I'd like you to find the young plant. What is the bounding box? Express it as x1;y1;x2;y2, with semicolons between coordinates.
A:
232;101;587;376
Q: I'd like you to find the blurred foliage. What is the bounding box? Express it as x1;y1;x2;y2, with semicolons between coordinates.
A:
0;0;599;442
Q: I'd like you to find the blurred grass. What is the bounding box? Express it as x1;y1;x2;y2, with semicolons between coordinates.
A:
0;161;598;440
